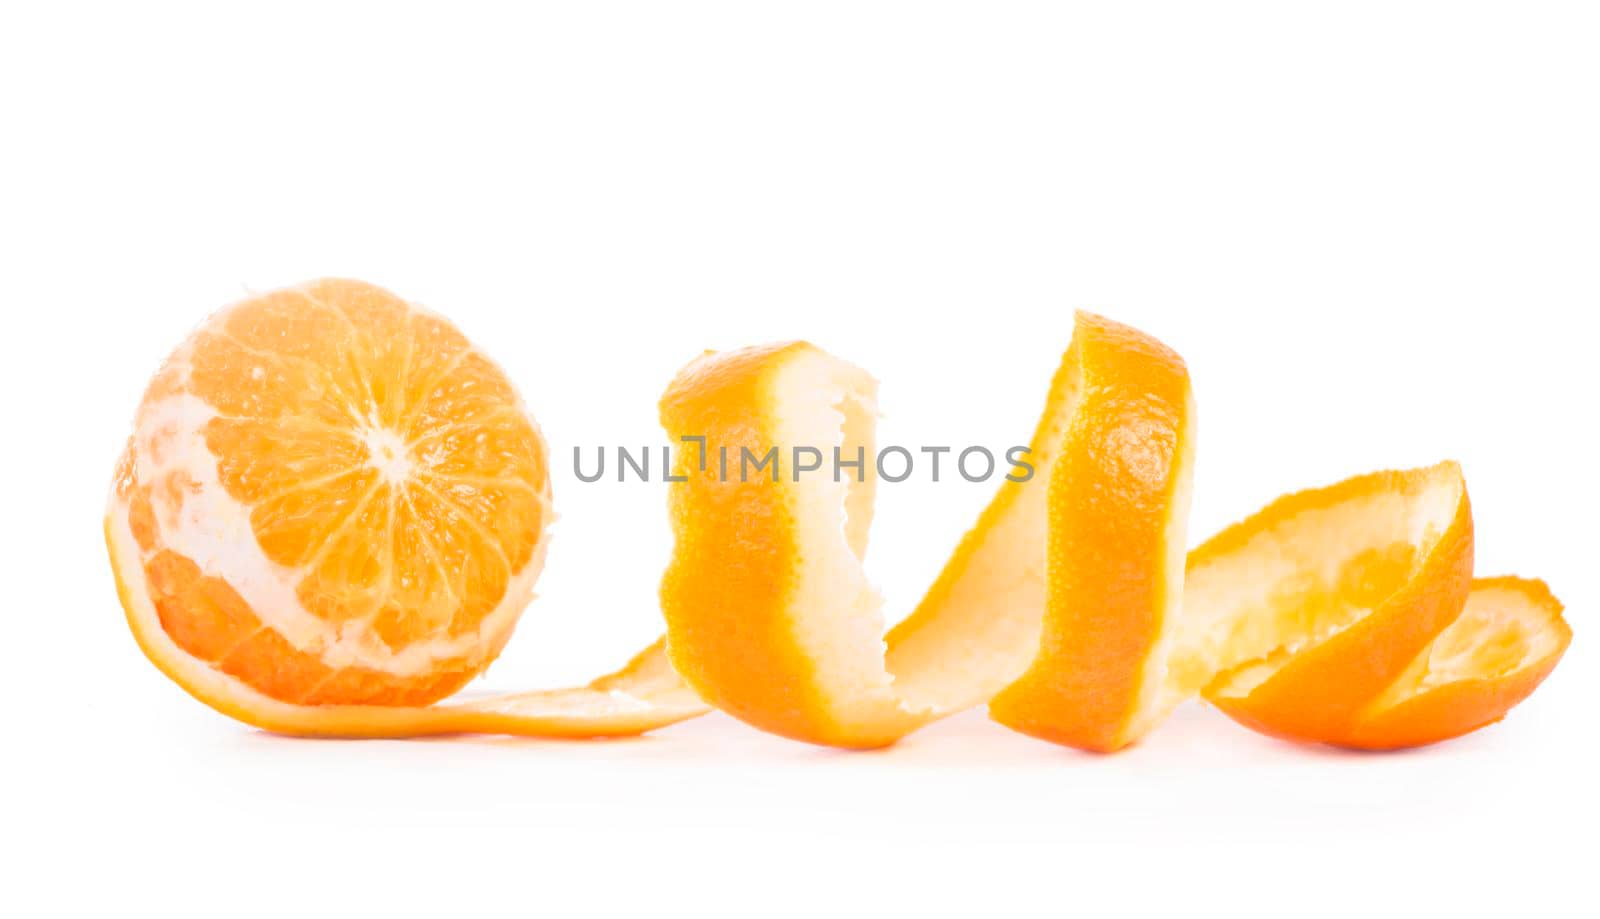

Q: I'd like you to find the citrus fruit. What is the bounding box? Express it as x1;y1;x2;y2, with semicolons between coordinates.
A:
107;279;705;736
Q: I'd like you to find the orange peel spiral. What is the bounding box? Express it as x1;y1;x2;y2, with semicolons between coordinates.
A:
106;280;1569;750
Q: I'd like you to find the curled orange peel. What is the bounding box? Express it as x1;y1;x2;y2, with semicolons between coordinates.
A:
106;282;1569;750
109;494;708;738
1215;576;1572;750
657;315;1197;748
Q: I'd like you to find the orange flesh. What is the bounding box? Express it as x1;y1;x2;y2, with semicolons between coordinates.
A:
117;281;546;706
108;284;1570;749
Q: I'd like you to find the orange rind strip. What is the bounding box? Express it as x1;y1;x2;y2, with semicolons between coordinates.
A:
109;513;708;737
108;286;1569;750
1217;576;1571;750
655;315;1197;748
652;315;1566;751
1186;464;1476;747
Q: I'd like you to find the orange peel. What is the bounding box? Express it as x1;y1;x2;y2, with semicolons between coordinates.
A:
659;318;1567;751
657;315;1195;748
107;282;1569;751
1218;576;1571;750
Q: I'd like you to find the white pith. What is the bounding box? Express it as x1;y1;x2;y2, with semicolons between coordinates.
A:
1175;466;1464;703
766;344;1086;729
360;422;416;486
768;349;909;720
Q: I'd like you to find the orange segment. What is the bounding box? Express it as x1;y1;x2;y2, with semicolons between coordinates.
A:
107;279;707;737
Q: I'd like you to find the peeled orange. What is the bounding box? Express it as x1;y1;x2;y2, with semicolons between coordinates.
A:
107;279;704;736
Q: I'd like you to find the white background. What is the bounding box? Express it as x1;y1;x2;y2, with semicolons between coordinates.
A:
2;2;1596;915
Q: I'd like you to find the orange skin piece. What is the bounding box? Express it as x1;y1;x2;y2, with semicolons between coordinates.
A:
652;332;1563;752
988;314;1195;751
113;527;692;737
109;516;702;737
1197;468;1474;745
1218;577;1571;750
656;343;844;741
660;315;1195;748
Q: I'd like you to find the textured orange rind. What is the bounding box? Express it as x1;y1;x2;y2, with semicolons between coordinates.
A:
653;315;1566;751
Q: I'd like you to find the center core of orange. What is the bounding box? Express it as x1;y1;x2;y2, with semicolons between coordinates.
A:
361;424;415;485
